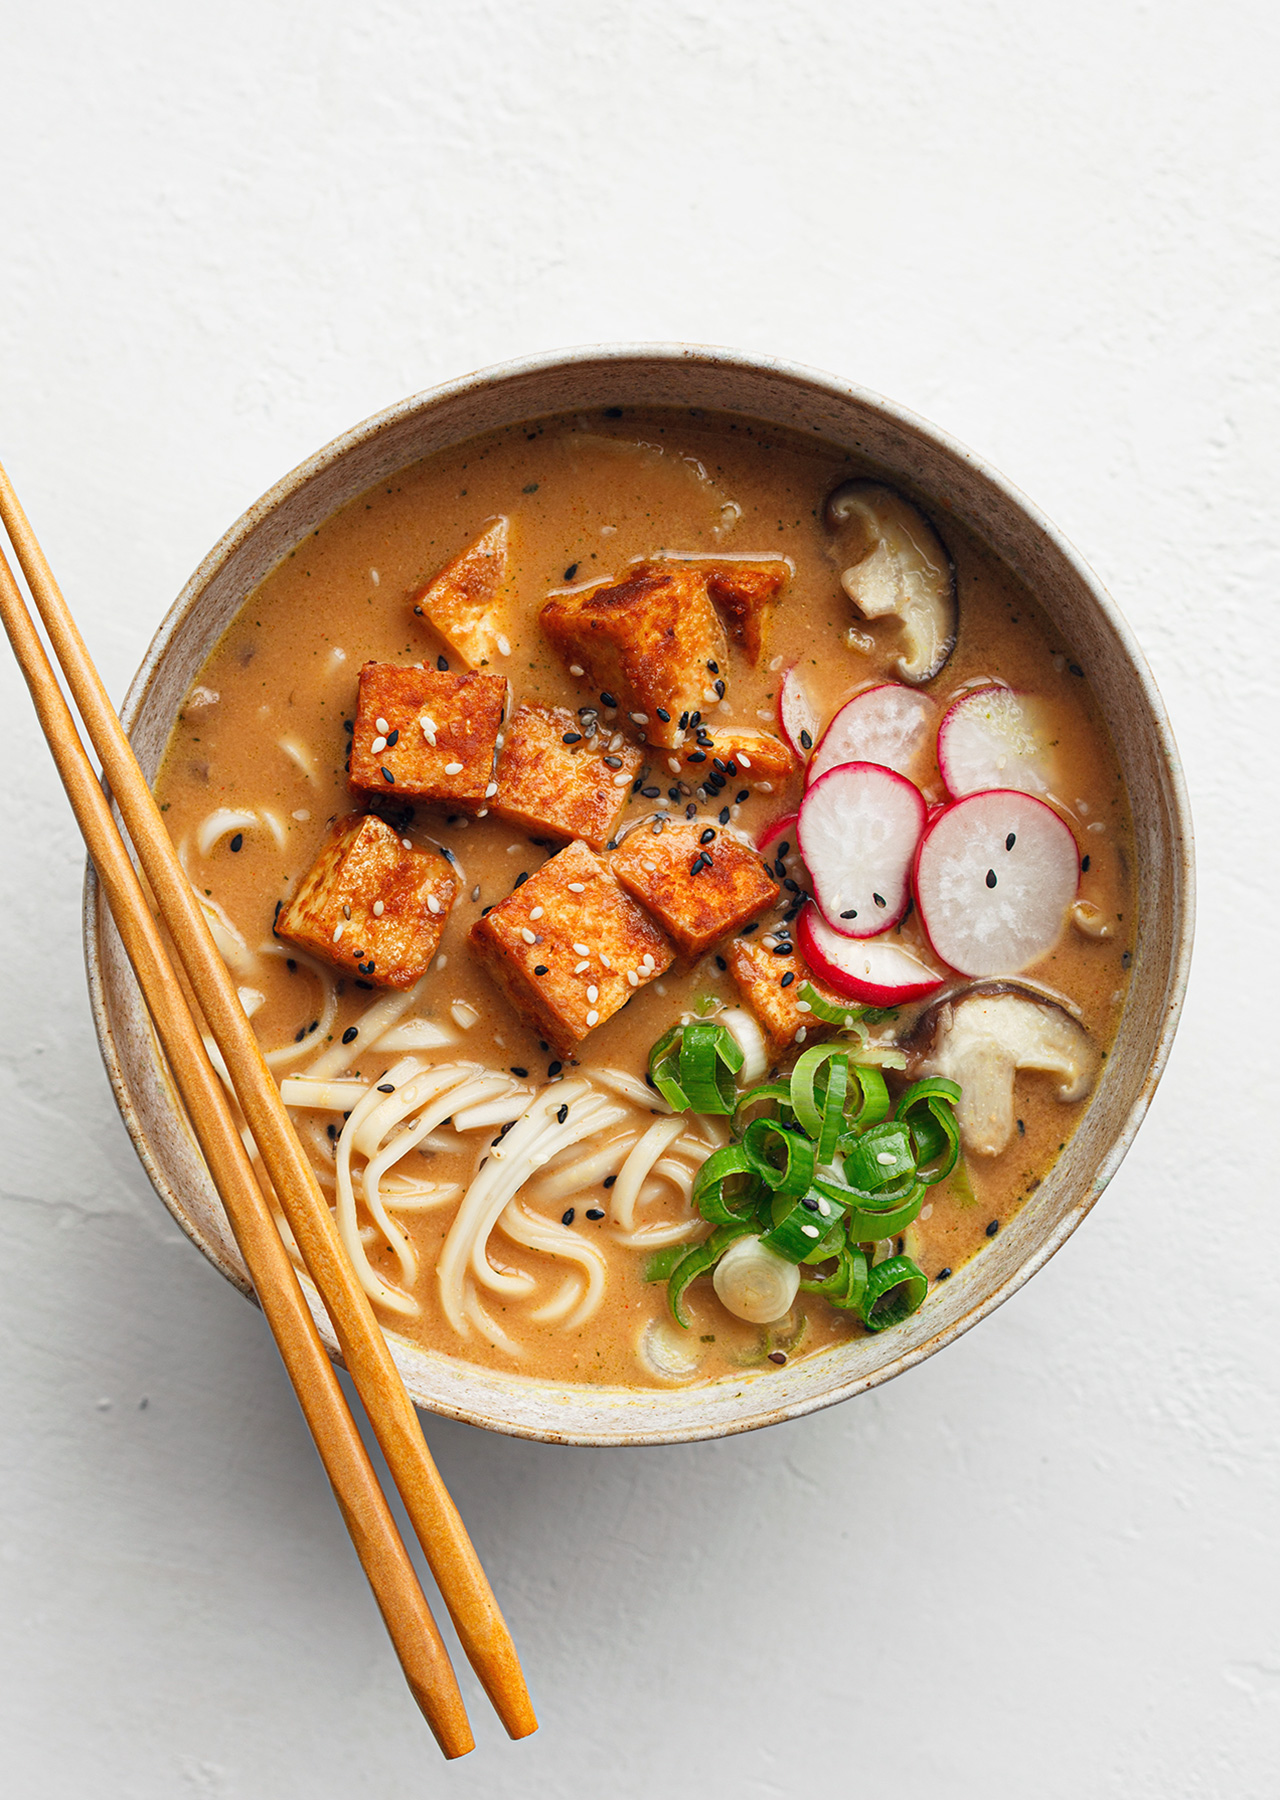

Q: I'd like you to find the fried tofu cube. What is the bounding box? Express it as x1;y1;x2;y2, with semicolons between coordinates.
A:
276;812;456;990
468;840;674;1056
610;822;779;960
409;517;510;670
680;727;797;789
349;663;506;809
540;563;728;749
727;935;847;1054
490;703;642;850
701;560;791;662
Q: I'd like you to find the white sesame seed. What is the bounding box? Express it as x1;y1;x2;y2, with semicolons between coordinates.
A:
332;923;345;941
817;1199;831;1216
521;927;537;944
427;895;441;914
655;980;667;994
737;753;752;769
370;568;380;585
569;663;585;676
496;634;512;656
507;842;521;854
292;808;310;821
435;953;447;970
574;960;590;974
668;757;682;774
567;881;586;893
769;655;783;672
642;953;655;970
630;711;648;724
612;770;631;786
587;985;599;1002
608;733;624;751
375;717;390;734
370;736;387;754
444;761;464;775
794;999;812;1012
476;807;488;817
627;970;639;987
795;1025;807;1042
529;906;544;919
801;1223;820;1239
762;935;777;949
876;1151;896;1165
401;838;412;849
485;780;498;797
642;859;658;872
920;1203;934;1221
372;900;384;916
573;943;590;955
599;952;613;969
584;1009;599;1027
756;781;774;794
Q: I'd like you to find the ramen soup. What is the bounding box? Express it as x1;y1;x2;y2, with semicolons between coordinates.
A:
154;410;1133;1387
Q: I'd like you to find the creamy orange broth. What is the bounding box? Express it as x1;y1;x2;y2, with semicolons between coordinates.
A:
154;410;1133;1387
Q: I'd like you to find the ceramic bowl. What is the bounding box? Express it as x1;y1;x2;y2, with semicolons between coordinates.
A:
83;345;1194;1446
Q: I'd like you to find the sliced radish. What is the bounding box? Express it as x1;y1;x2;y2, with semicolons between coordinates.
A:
797;905;945;1005
758;810;799;856
913;790;1079;977
798;762;927;939
808;683;937;787
937;685;1055;799
777;665;819;760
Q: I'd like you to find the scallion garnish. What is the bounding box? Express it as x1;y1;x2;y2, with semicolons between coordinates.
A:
648;1020;745;1115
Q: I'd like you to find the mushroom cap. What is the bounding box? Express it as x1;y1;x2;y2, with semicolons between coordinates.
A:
825;479;957;684
904;979;1098;1157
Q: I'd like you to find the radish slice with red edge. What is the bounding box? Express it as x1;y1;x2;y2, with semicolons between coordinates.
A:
913;790;1079;977
758;811;799;857
807;683;937;787
798;761;927;939
797;905;945;1005
936;685;1055;799
777;666;819;760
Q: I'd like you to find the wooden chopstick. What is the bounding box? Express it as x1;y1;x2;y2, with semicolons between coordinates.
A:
0;540;474;1758
0;461;537;1744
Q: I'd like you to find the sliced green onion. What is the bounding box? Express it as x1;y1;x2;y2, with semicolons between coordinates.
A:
800;1244;868;1311
859;1254;929;1332
643;1244;689;1283
760;1189;846;1264
845;1062;892;1129
816;1054;849;1165
668;1221;757;1328
895;1076;962;1185
843;1120;915;1192
845;1181;926;1242
789;1043;848;1138
742;1118;816;1196
732;1081;793;1135
797;982;868;1030
648;1021;744;1114
648;1026;692;1110
692;1144;763;1225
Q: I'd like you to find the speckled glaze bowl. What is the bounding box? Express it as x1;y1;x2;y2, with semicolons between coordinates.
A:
83;345;1194;1446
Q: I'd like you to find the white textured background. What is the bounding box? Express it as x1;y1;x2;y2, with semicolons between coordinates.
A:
1;3;1276;1795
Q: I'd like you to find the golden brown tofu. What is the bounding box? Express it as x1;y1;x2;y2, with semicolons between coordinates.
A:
409;517;510;669
468;840;674;1056
702;560;791;662
727;936;845;1054
539;563;728;749
610;823;779;960
349;663;506;809
276;813;456;990
679;727;797;789
490;703;642;850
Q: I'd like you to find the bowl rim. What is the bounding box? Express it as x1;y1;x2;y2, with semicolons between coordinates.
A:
83;341;1195;1444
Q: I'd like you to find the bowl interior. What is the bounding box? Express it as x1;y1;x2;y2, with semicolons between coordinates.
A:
84;346;1193;1445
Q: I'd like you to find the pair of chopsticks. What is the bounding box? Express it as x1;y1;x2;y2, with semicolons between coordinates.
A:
0;459;537;1760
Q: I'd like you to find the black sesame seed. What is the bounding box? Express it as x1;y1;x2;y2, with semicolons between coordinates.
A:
799;729;812;750
606;838;618;851
668;787;681;801
1017;1118;1025;1136
522;482;538;493
229;833;243;852
985;869;997;888
585;1207;605;1220
778;841;791;857
377;1083;395;1094
690;711;702;727
294;1027;305;1043
712;757;727;773
783;877;799;894
564;563;578;581
715;954;727;971
936;1267;952;1281
768;1350;787;1366
780;970;795;988
343;719;354;734
713;679;725;698
514;871;530;887
437;654;449;671
655;706;671;722
534;964;549;976
342;1027;359;1045
1006;832;1017;851
771;942;791;956
700;828;716;844
600;691;618;707
840;908;857;920
603;755;623;769
354;978;374;990
1068;662;1084;677
481;904;492;916
381;767;395;783
719;807;730;824
560;1207;575;1225
688;750;706;764
707;660;719;674
1122;950;1132;968
563;731;582;744
696;729;713;746
557;1103;569;1124
327;1123;337;1141
548;1060;563;1077
386;729;399;747
286;958;297;972
362;960;376;974
603;1174;617;1188
678;711;690;729
800;1195;818;1211
736;789;749;803
1081;854;1091;872
985;1219;1000;1237
642;785;661;798
511;1066;528;1078
873;892;886;907
740;921;759;935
